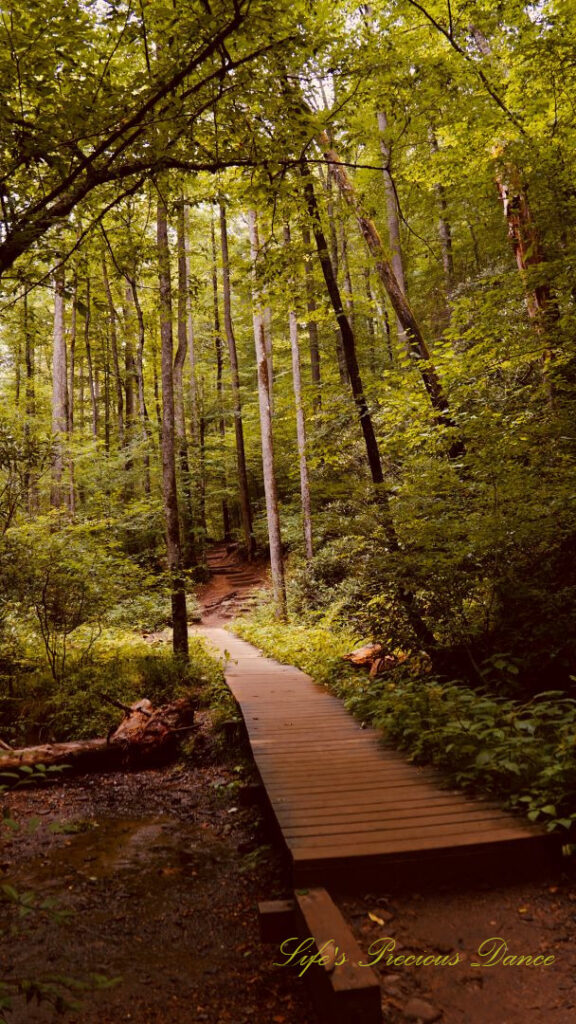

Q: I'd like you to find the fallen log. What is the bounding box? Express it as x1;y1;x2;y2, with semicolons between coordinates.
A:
342;644;408;677
0;697;195;776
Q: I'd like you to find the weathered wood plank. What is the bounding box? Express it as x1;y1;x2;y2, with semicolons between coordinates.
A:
197;627;561;888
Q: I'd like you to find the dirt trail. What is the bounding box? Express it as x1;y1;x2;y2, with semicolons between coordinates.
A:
198;544;268;626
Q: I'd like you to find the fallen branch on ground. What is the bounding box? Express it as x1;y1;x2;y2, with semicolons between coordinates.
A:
0;697;196;776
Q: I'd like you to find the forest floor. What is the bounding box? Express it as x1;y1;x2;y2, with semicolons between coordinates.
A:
2;552;576;1023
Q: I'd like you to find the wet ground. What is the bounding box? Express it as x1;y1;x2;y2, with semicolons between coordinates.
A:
0;712;318;1024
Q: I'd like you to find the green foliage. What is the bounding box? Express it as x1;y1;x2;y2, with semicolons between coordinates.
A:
233;611;576;833
0;635;223;744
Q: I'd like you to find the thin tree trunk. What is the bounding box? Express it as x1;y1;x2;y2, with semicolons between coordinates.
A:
156;191;189;659
68;275;77;514
84;276;98;438
323;171;348;385
301;223;322;411
219;201;255;558
211;215;232;543
126;278;151;494
23;293;37;511
248;209;286;619
103;332;111;454
301;168;383;487
428;128;455;305
50;264;68;508
285;224;313;561
184;205;200;446
319;133;461;446
364;267;377;371
102;257;125;448
263;304;274;413
302;165;437;649
377;109;408;351
176;201;195;565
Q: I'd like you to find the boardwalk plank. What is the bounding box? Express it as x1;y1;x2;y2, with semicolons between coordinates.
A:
197;627;560;887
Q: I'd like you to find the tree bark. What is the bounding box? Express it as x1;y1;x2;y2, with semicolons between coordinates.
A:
248;209;286;619
495;161;558;331
50;263;68;508
176;200;196;565
102;257;125;448
377;109;409;351
302;164;437;649
126;278;151;494
284;224;313;561
219;201;255;558
211;215;232;543
84;275;98;439
0;698;195;773
157;190;189;659
300;223;322;411
428;128;455;305
318;131;459;438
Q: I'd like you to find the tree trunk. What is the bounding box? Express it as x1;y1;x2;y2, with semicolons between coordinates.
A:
300;223;322;411
247;209;286;619
284;224;313;561
157;191;189;659
0;698;195;773
23;293;37;512
302;164;437;649
176;201;196;565
126;278;151;494
319;132;459;437
323;171;349;386
364;267;377;371
495;160;558;334
68;275;77;514
50;264;68;508
219;201;255;558
211;215;232;543
102;256;125;449
377;109;409;351
84;276;98;439
428;128;455;307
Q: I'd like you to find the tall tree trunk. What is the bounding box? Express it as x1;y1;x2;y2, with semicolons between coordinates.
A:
84;276;98;439
301;223;322;411
176;201;195;565
103;332;111;454
219;201;255;558
126;278;151;494
23;293;37;511
50;264;68;508
302;165;437;649
319;133;463;452
211;215;232;543
364;267;377;371
68;275;77;514
102;257;125;449
377;109;408;351
323;170;348;386
495;160;558;334
247;210;286;619
156;191;189;659
428;128;455;307
284;225;313;561
301;168;384;487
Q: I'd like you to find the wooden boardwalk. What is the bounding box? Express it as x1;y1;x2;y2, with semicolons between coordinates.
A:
198;627;560;887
